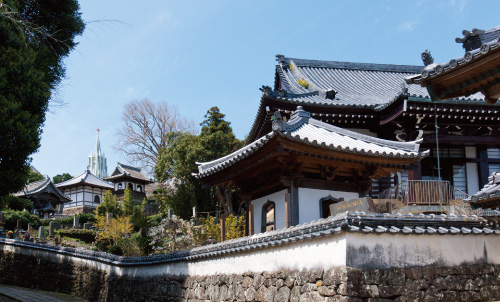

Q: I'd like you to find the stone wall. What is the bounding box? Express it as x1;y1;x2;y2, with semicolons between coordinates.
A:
1;249;500;301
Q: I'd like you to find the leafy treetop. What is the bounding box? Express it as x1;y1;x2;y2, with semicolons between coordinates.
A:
52;173;72;184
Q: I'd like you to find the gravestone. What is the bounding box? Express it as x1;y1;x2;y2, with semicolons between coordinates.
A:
49;221;55;237
73;216;79;229
106;213;113;222
168;209;173;219
329;197;377;216
39;226;46;243
83;223;91;230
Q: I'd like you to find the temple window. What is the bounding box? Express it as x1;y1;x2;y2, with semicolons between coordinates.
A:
319;195;340;219
118;183;123;190
128;183;133;191
137;185;142;192
261;200;275;232
94;195;100;203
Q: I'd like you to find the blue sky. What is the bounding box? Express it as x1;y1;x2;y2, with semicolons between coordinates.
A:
31;0;499;178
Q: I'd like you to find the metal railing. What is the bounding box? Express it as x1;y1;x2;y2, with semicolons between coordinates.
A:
63;201;100;209
378;180;470;206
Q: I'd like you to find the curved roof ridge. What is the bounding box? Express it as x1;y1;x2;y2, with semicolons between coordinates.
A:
195;107;426;179
280;56;424;73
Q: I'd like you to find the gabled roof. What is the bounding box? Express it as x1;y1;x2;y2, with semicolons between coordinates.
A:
56;170;113;190
275;55;429;108
105;162;152;183
12;178;71;202
195;107;427;179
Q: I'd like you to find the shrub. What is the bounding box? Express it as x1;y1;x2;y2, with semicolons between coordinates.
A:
77;213;96;224
147;213;164;227
3;210;41;230
56;229;96;244
96;215;133;246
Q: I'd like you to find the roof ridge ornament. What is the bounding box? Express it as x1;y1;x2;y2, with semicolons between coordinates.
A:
325;90;336;100
271;111;284;132
421;49;434;66
260;85;272;97
290;106;310;120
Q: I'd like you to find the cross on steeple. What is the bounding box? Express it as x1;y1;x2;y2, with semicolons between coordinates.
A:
96;128;100;134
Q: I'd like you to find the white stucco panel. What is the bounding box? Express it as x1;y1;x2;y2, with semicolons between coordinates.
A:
251;190;287;234
298;188;359;224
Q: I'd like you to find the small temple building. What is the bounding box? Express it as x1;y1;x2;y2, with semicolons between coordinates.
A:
12;178;71;218
195;107;426;234
56;170;114;215
88;128;107;178
104;163;153;204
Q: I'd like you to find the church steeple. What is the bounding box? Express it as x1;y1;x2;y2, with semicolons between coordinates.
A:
88;128;107;178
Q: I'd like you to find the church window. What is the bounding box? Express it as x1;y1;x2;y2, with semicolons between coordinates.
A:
319;195;339;219
137;185;142;192
94;195;100;203
261;200;275;233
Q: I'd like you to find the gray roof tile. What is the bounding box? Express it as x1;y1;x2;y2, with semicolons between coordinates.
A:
56;170;113;189
195;107;427;179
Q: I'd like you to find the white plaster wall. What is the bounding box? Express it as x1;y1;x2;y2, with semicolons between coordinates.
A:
466;163;480;195
251;190;287;234
1;234;347;277
4;231;499;278
298;188;359;224
346;233;500;269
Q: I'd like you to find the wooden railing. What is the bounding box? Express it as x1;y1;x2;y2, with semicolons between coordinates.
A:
378;180;470;206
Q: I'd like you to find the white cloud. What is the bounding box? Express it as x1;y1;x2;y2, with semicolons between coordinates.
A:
449;0;467;12
398;20;419;32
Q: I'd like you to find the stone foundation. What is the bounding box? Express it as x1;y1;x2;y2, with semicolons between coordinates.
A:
1;249;500;301
62;206;95;216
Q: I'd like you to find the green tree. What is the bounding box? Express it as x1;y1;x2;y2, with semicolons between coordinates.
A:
0;1;84;197
96;191;122;217
154;107;243;219
121;187;134;216
27;170;44;183
52;173;73;184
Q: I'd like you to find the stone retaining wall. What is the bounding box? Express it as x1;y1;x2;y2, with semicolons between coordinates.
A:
1;249;500;301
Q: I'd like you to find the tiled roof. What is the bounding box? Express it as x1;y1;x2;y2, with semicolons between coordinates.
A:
105;162;152;183
406;37;500;85
12;178;71;201
275;55;429;108
456;26;500;51
195;107;427;179
56;170;113;189
1;211;496;266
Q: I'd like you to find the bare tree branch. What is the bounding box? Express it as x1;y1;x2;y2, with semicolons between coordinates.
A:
115;98;197;175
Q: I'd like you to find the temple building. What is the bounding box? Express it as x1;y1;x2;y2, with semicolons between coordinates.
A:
195;25;500;234
56;170;114;215
105;163;153;204
12;178;71;218
88;128;107;178
195;107;426;234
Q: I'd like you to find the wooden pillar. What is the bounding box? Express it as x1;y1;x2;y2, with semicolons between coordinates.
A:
281;175;301;227
285;193;291;228
408;161;422;181
248;204;254;235
220;212;226;242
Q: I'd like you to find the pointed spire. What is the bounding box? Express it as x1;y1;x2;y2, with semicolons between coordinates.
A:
88;128;107;178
